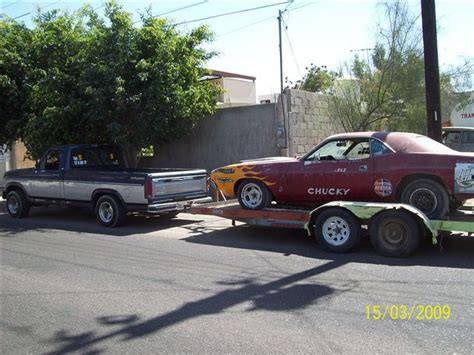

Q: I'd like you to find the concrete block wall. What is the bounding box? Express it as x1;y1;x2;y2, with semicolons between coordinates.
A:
286;89;342;157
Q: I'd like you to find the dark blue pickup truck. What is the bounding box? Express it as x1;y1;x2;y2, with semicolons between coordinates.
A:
1;144;210;227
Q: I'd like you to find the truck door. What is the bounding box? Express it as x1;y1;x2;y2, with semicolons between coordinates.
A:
30;148;65;199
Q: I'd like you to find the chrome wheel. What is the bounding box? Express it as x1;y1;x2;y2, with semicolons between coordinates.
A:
7;195;19;214
240;183;263;208
321;216;350;246
408;188;437;215
98;201;114;223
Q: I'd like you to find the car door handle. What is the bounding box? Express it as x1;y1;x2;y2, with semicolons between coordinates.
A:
359;165;368;172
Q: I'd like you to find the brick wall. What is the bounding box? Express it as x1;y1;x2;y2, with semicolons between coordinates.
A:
286;89;343;157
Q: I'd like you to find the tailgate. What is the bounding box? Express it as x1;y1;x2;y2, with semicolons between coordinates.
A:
152;173;207;200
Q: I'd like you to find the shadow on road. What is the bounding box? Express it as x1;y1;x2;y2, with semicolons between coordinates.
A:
0;201;201;237
182;223;474;270
48;261;343;354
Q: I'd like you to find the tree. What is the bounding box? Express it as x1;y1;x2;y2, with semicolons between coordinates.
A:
329;1;473;134
331;1;426;132
0;1;221;159
286;64;338;93
0;20;31;146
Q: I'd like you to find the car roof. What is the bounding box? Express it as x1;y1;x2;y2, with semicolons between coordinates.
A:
325;131;454;154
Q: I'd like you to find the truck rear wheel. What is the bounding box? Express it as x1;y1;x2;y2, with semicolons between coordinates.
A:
369;210;421;257
95;195;126;227
313;208;361;253
6;190;30;218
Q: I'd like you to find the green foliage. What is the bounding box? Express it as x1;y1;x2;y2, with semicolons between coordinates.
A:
286;64;338;93
0;0;221;159
331;1;472;134
0;20;31;146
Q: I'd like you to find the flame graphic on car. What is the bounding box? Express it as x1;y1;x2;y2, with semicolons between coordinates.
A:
212;164;276;192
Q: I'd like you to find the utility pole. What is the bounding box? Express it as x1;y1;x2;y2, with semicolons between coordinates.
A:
278;9;284;93
421;0;442;141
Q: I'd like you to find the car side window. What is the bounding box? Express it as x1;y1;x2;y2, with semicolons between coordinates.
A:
306;139;371;161
443;131;461;145
370;139;393;156
42;150;62;171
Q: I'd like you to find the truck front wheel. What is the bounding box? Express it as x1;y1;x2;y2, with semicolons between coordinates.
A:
95;195;126;227
6;190;30;218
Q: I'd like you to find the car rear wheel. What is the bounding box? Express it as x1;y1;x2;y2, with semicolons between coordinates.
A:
400;178;449;219
369;210;422;257
6;190;30;218
237;179;272;210
95;195;126;227
313;208;361;253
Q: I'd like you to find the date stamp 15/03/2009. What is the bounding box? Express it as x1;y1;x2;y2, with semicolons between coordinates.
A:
365;304;451;321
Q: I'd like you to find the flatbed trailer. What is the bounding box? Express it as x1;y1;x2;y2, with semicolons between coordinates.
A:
190;200;474;258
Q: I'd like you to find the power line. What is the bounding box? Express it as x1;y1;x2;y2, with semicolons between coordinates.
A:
283;20;302;79
12;1;61;20
155;0;208;18
1;1;19;11
172;1;291;27
217;15;275;38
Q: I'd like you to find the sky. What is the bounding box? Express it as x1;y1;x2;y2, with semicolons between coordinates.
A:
1;0;473;97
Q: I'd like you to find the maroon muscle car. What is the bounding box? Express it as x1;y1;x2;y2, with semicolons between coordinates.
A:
210;132;474;219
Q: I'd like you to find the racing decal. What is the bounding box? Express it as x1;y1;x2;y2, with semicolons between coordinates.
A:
454;163;474;193
213;165;276;186
307;187;350;196
374;179;393;197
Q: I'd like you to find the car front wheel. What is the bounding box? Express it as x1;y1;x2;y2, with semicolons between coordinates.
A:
237;179;272;210
400;178;449;219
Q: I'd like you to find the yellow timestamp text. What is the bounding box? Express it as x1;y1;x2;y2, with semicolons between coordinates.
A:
365;304;451;321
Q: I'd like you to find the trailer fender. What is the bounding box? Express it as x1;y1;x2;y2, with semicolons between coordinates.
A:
306;201;438;244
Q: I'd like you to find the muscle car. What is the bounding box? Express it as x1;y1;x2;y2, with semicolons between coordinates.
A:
210;132;474;219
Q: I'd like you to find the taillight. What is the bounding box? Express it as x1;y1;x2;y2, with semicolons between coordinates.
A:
144;180;154;199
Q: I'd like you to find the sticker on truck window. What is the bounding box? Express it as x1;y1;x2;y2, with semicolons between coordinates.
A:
454;163;474;193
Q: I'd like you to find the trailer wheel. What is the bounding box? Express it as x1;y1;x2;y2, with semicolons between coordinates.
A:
6;190;30;218
237;179;272;210
369;210;421;257
313;208;361;253
95;195;126;227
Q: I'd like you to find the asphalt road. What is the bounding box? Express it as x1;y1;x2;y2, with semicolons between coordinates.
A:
1;203;473;354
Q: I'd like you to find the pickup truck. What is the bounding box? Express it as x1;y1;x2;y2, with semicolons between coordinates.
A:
1;144;210;227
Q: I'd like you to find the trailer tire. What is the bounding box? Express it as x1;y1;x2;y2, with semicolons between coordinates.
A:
6;190;30;218
95;195;126;227
313;208;361;253
237;179;272;210
369;210;421;257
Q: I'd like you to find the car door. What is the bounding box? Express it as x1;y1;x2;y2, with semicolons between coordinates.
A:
284;138;374;204
29;148;65;199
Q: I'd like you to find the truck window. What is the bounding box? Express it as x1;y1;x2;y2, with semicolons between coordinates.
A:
71;148;100;168
461;131;474;144
43;150;62;171
71;147;123;169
